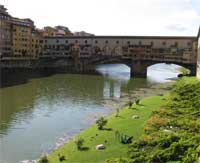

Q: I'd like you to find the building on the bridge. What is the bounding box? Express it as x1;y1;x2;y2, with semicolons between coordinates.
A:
0;5;12;59
41;36;198;77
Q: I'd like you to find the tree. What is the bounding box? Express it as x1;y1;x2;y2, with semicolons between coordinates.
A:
96;117;108;130
75;138;84;150
38;155;49;163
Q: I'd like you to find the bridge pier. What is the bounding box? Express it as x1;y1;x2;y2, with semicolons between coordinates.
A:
186;64;197;76
130;60;148;78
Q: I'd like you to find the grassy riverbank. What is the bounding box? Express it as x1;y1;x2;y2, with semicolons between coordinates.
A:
46;95;166;163
107;77;200;163
42;77;200;163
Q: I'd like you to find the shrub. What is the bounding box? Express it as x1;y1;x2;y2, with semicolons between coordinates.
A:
75;138;84;150
147;114;169;129
106;157;132;163
96;117;107;130
58;154;66;162
135;99;140;105
128;101;133;109
38;155;49;163
115;108;120;117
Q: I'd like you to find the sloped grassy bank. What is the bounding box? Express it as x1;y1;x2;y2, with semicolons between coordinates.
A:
40;77;200;163
107;77;200;163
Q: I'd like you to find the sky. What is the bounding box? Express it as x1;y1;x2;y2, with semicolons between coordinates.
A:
1;0;200;36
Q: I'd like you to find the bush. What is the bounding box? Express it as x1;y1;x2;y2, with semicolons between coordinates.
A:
135;99;140;105
128;101;133;109
75;138;84;150
106;157;132;163
96;117;107;130
115;108;120;117
38;155;49;163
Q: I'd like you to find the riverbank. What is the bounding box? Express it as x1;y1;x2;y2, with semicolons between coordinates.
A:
45;95;167;163
42;77;200;163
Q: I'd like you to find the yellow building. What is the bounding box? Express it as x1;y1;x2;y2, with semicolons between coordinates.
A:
11;17;35;58
31;29;42;59
42;26;57;37
0;5;12;59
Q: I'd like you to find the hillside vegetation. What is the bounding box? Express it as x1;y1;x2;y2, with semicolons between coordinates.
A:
107;77;200;163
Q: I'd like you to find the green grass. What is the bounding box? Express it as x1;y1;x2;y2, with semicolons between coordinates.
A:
48;95;165;163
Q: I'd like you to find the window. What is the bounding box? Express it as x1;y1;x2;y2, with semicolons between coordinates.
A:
139;41;142;45
75;40;78;43
162;41;166;46
116;41;119;44
56;40;59;43
105;40;108;44
127;41;130;45
95;40;98;44
85;40;88;44
187;42;191;47
151;42;154;46
174;42;178;47
65;40;68;44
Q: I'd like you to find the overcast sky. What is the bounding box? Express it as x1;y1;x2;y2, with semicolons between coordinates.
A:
1;0;200;36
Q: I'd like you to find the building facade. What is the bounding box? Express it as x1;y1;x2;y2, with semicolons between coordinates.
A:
11;17;35;58
41;36;197;63
30;29;42;58
0;5;12;59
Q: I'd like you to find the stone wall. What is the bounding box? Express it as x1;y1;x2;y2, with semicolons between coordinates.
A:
197;36;200;79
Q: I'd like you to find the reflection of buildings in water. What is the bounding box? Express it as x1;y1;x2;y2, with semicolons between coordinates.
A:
103;80;121;99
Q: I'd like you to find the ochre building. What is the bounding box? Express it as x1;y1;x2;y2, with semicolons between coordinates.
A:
0;5;12;58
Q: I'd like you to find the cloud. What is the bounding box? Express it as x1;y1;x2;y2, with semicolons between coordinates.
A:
165;24;187;32
1;0;200;36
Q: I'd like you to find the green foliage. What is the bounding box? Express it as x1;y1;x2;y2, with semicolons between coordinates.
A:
179;67;190;75
135;99;140;105
128;101;133;109
115;108;120;117
58;154;66;162
38;155;49;163
126;77;200;163
96;117;108;130
75;138;84;150
106;157;132;163
169;77;200;109
115;131;133;144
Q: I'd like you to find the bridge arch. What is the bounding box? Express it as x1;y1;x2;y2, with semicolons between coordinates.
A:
81;55;196;78
130;60;197;78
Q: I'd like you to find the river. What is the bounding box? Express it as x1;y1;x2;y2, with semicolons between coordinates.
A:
0;63;181;163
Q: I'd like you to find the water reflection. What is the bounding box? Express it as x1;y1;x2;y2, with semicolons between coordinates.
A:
0;63;180;163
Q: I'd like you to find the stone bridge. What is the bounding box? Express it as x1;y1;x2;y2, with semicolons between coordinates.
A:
1;35;198;78
40;35;198;77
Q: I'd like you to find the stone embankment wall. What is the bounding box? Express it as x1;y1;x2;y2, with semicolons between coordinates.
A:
197;48;200;79
197;32;200;80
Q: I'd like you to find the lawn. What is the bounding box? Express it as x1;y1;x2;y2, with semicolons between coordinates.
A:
47;95;165;163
